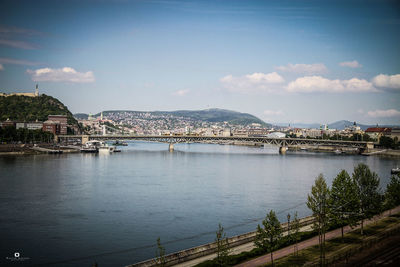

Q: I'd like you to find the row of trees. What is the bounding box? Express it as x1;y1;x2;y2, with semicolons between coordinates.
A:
254;163;400;266
0;126;54;143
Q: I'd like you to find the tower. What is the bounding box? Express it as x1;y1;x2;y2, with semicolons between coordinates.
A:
35;84;39;96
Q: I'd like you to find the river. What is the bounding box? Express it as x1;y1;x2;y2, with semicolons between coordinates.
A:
0;142;398;266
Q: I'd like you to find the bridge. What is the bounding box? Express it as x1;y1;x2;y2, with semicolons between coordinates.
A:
56;135;374;154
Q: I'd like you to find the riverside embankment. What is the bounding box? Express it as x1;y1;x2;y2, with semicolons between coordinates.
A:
127;216;315;267
0;143;80;155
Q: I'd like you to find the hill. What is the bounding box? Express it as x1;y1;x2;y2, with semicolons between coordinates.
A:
275;120;399;130
0;94;78;126
327;120;370;130
76;108;269;127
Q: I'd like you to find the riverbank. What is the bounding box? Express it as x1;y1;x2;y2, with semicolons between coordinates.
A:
0;143;80;155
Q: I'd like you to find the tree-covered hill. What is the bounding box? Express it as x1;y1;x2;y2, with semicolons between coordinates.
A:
0;94;78;126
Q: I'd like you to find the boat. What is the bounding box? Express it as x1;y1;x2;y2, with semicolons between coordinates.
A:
81;140;116;153
99;143;116;153
80;140;102;153
391;167;400;174
114;148;121;152
334;149;342;154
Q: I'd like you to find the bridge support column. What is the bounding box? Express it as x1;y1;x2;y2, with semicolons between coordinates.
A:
169;143;174;152
279;146;287;154
366;141;374;152
82;135;89;145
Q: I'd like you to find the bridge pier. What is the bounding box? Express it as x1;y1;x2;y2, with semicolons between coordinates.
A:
82;135;89;145
169;143;174;152
366;141;374;152
279;146;287;154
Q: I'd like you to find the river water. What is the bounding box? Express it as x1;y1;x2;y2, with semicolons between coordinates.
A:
0;142;399;266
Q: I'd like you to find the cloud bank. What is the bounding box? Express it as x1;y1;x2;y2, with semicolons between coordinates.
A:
286;76;376;93
172;89;190;96
27;67;95;83
367;109;400;118
263;110;283;116
276;63;327;74
220;72;284;93
339;60;362;68
372;74;400;89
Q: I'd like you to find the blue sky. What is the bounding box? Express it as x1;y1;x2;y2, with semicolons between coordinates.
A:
0;0;399;125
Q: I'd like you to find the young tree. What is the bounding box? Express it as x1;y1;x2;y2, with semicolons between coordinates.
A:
384;173;400;210
155;237;166;267
291;212;301;256
330;170;359;242
352;163;382;235
254;210;282;266
307;174;330;266
215;223;230;266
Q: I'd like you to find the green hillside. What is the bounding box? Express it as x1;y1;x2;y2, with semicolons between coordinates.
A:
0;94;78;126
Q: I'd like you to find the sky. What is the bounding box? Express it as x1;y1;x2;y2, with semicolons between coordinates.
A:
0;0;399;125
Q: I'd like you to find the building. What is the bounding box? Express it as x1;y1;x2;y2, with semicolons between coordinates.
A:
303;129;322;138
47;115;68;135
248;128;269;136
27;122;44;130
365;127;391;140
42;120;59;135
16;121;44;130
267;132;286;138
0;119;15;128
391;128;400;140
0;84;39;97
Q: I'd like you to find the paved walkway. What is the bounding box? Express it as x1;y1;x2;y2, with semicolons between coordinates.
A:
235;206;400;267
174;224;314;267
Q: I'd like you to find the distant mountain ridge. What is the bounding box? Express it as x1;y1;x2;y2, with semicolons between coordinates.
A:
275;120;399;130
74;108;270;126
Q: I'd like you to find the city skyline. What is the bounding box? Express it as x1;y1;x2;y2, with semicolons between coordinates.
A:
0;0;399;125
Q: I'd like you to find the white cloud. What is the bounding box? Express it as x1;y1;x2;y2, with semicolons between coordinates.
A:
339;60;362;68
372;74;400;89
172;89;190;96
367;109;400;118
27;67;95;83
0;64;3;71
286;76;377;93
263;110;284;116
220;72;284;93
276;63;327;74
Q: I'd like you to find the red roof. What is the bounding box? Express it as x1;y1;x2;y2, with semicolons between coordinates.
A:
365;127;391;133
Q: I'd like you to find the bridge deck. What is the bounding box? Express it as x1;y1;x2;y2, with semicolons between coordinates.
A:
57;135;371;148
